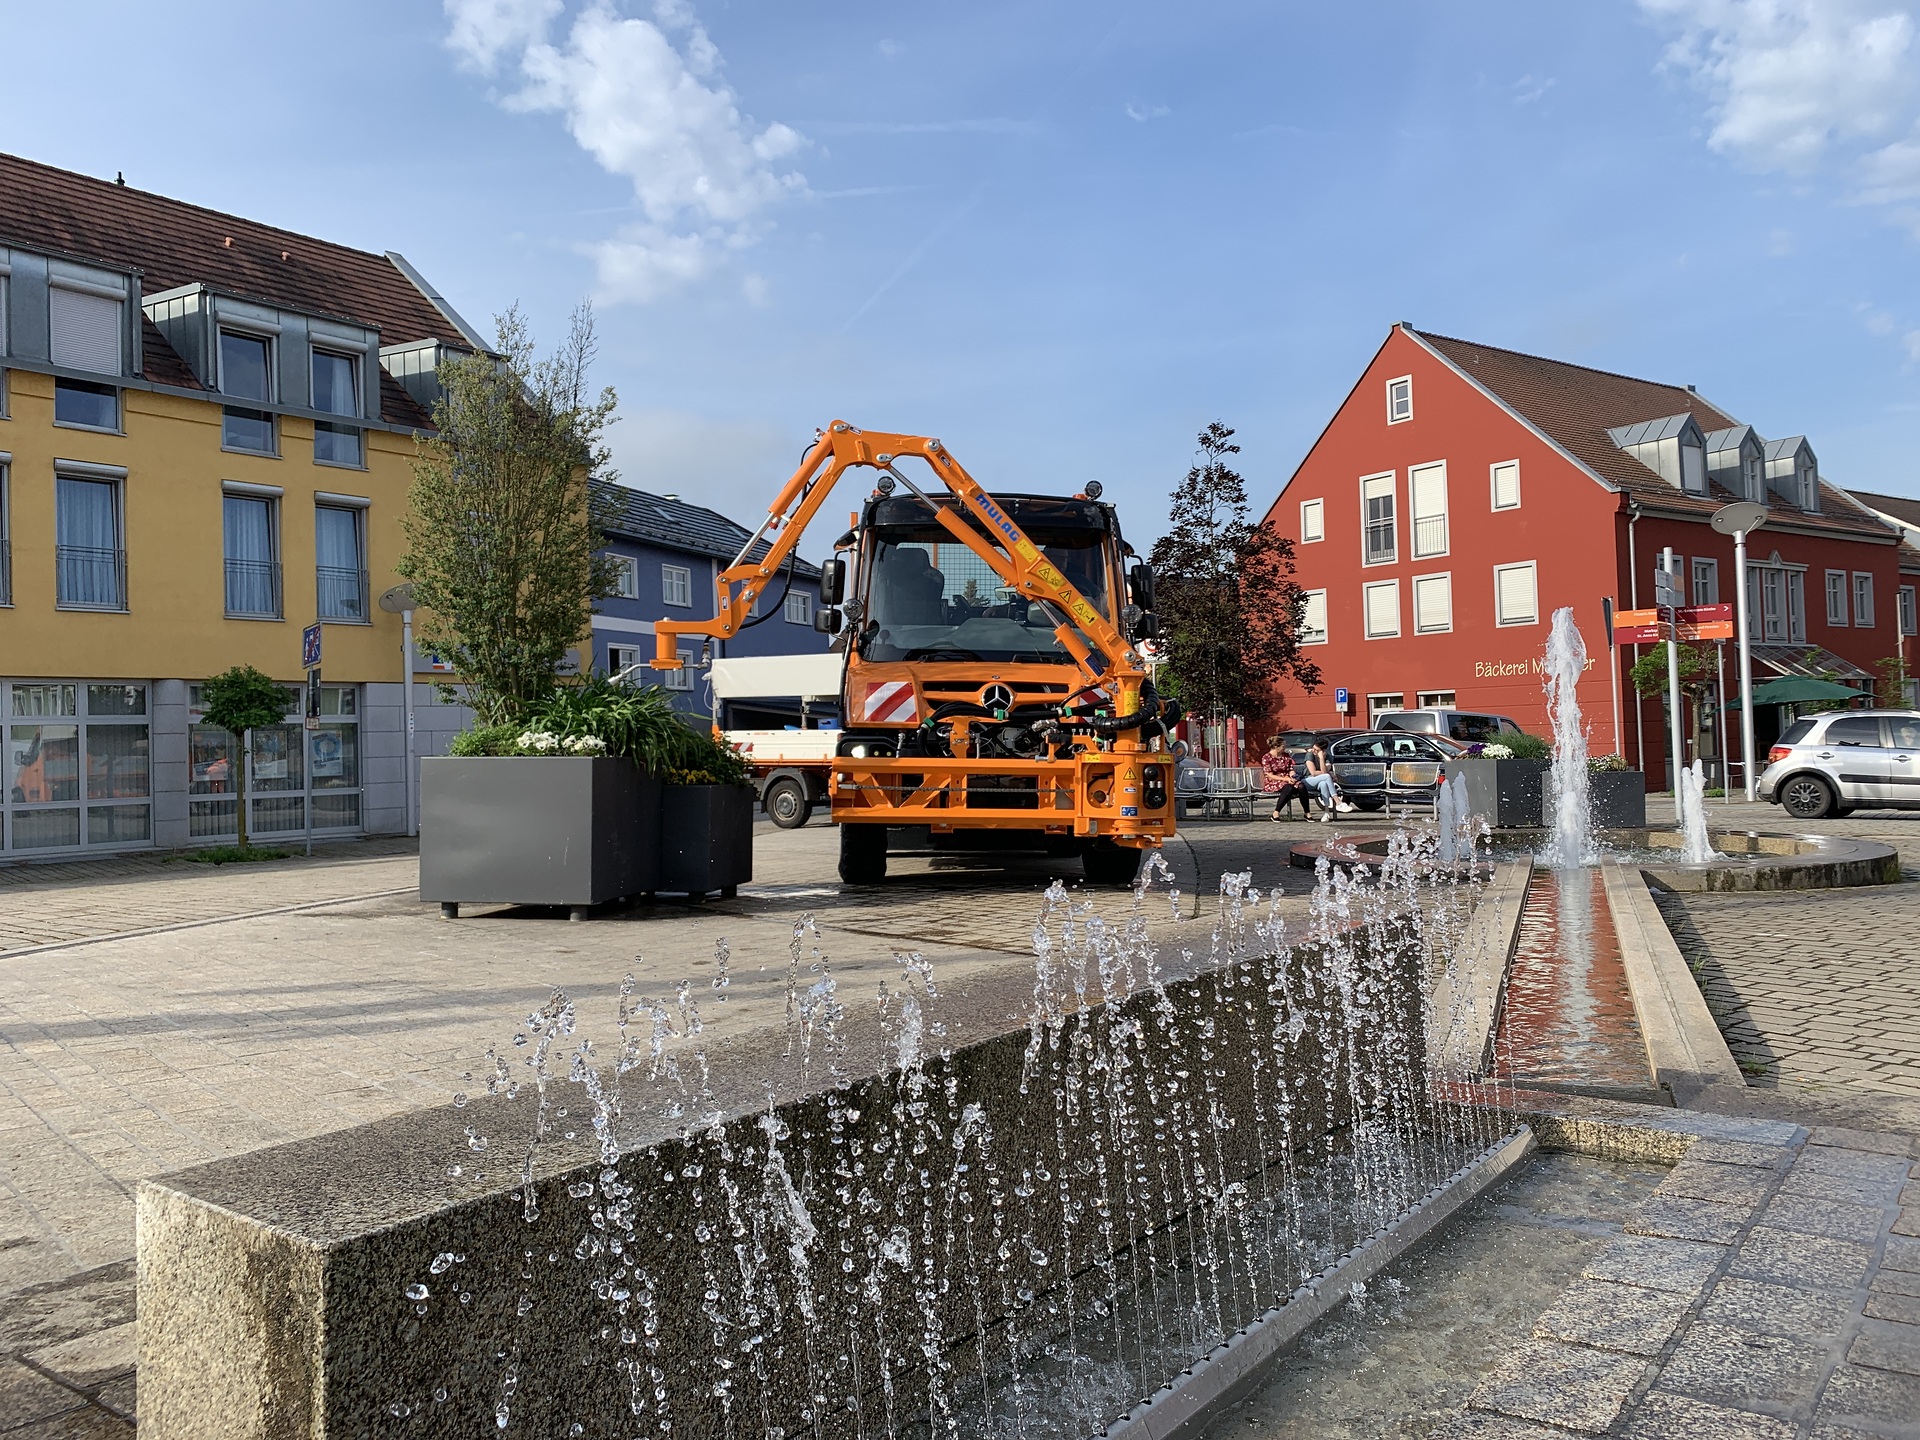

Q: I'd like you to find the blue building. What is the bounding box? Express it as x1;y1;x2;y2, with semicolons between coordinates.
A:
591;482;830;726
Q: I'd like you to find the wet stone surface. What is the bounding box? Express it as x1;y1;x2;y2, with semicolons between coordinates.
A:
1624;1195;1755;1245
1656;1318;1830;1407
1619;1390;1797;1439
1727;1226;1876;1290
1530;1277;1696;1357
1699;1276;1854;1337
1758;1193;1887;1243
1580;1233;1726;1295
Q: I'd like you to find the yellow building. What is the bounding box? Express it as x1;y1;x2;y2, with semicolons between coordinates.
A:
0;153;481;857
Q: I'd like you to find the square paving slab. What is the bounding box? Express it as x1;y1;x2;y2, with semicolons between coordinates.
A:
1581;1233;1727;1295
1625;1195;1756;1245
1531;1277;1696;1357
1656;1319;1830;1409
1758;1194;1889;1243
1728;1226;1874;1290
1467;1337;1651;1433
1699;1276;1854;1337
1620;1391;1797;1440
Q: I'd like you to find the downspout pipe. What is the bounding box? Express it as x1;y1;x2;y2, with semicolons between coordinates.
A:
1627;502;1643;775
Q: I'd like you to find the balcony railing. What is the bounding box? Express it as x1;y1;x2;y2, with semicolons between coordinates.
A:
1412;514;1448;558
317;566;369;622
55;545;126;610
1363;522;1396;565
225;558;283;618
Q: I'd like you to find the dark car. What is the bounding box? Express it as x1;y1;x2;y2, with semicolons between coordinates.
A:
1320;730;1452;811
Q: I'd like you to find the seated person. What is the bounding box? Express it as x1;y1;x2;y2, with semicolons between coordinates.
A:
1303;739;1356;821
1259;736;1308;818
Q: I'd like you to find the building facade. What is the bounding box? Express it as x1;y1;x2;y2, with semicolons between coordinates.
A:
1264;326;1912;788
0;153;476;859
592;483;828;728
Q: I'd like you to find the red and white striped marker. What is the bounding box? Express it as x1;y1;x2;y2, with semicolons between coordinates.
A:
861;680;918;723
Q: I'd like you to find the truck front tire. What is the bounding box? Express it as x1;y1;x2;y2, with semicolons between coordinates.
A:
839;824;887;885
764;776;811;829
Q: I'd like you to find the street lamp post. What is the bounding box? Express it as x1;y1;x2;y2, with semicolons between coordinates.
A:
1711;502;1769;802
379;583;420;838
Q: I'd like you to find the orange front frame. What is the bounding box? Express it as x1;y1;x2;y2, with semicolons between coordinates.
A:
830;754;1171;845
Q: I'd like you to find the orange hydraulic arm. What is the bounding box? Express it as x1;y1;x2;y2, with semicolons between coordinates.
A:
650;421;1154;739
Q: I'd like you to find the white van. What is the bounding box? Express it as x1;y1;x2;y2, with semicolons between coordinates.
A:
1376;709;1524;743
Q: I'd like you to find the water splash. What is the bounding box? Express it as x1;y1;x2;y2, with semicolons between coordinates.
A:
1540;606;1597;869
1677;758;1716;864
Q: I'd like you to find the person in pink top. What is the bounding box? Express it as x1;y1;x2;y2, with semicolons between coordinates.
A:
1259;736;1306;820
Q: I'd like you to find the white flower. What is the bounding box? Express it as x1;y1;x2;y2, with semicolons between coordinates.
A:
1481;743;1514;759
566;735;607;755
516;730;563;753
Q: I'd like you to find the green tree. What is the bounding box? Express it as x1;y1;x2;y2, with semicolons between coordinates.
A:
1147;422;1321;733
398;303;620;725
200;665;289;852
1630;641;1717;760
1877;651;1914;708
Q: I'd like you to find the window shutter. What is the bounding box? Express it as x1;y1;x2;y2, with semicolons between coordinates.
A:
1302;590;1327;642
1491;462;1519;509
1495;564;1536;625
1414;574;1451;633
50;288;123;374
1365;581;1399;637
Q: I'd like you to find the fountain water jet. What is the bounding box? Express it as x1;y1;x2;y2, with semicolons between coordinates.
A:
1539;607;1597;869
1676;759;1716;864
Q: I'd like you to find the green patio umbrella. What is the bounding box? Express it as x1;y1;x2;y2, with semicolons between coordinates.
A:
1727;675;1863;708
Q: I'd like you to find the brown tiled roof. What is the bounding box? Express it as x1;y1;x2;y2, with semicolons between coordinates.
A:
0;152;467;347
379;370;435;430
1416;329;1898;541
1849;489;1920;530
1900;539;1920;573
139;315;201;390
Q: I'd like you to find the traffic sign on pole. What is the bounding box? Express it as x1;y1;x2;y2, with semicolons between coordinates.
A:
302;624;323;670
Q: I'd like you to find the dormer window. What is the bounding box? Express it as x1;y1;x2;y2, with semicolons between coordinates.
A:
311;349;363;467
1763;437;1818;514
220;330;276;454
50;286;123;375
1608;413;1706;494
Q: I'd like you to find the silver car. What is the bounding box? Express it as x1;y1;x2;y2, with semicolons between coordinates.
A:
1758;709;1920;818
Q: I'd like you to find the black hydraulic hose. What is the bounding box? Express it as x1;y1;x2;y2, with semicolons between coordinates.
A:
738;548;799;630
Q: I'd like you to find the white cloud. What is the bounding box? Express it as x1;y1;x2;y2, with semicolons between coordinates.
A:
1642;0;1917;172
444;0;806;301
1510;75;1556;106
1124;102;1170;122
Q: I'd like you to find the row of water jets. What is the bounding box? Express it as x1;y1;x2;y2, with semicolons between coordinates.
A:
398;838;1519;1438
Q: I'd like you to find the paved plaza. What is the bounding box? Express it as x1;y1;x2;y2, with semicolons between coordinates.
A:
0;800;1915;1436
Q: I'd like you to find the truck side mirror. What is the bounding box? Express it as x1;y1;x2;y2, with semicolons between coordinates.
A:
820;557;847;607
813;607;843;635
1129;562;1155;612
1131;611;1159;641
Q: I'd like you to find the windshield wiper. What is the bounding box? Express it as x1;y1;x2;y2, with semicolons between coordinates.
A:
902;646;984;661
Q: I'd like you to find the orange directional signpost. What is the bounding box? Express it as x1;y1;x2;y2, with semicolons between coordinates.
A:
1677;602;1734;641
1612;607;1663;645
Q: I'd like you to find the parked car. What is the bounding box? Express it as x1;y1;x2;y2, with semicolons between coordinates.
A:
1322;730;1453;812
1377;709;1524;743
1757;710;1920;818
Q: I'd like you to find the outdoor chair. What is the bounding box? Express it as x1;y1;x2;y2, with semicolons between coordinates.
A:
1203;767;1257;818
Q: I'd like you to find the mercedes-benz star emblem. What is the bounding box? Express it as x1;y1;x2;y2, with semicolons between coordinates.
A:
981;683;1015;712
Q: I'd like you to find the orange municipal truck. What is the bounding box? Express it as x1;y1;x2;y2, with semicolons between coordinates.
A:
652;422;1180;885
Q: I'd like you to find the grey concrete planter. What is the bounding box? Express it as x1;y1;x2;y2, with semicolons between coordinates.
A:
658;783;754;897
1448;756;1549;829
1588;770;1647;829
420;756;659;916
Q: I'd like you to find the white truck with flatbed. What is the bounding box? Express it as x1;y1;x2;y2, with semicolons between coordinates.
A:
711;654;843;828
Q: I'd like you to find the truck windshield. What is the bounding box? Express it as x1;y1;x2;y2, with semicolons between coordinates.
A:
860;526;1111;664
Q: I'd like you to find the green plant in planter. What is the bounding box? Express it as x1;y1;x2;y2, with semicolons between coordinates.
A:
1587;753;1629;773
1503;731;1552;760
449;675;750;785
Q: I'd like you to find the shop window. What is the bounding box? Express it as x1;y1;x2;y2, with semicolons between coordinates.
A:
1367;693;1405;725
1418;690;1457;708
187;683;362;839
2;681;149;853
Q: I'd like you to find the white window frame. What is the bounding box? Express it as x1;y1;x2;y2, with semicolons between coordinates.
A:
0;454;10;607
1367;693;1406;725
611;554;639;599
1690;557;1718;607
1490;459;1520;511
1825;569;1849;627
1493;561;1538;628
1853;572;1875;628
663;648;695;691
662;564;693;608
309;347;360;416
1386;375;1412;425
53;461;128;612
1298;497;1324;544
1412;571;1452;635
1788;568;1807;643
217;326;276;403
607;643;644;679
1360;471;1396;567
1418;690;1456;708
784;588;813;625
1299;588;1327;645
1409;460;1447;559
1900;584;1917;638
1363;579;1401;639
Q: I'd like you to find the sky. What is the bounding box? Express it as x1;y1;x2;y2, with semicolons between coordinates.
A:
6;0;1920;546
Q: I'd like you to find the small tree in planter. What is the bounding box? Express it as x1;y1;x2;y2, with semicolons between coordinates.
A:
200;665;290;855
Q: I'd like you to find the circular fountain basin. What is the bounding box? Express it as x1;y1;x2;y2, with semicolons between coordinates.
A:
1292;829;1899;892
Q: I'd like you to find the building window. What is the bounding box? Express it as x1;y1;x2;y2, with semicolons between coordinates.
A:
55;473;125;610
784;589;813;625
1363;579;1400;638
663;649;695;691
1418;690;1456;708
1412;572;1452;634
1361;473;1396;565
1299;498;1324;543
315;504;367;621
1493;562;1537;627
1386;376;1412;425
220;330;276;454
49;287;122;374
223;492;281;618
1691;558;1719;607
1900;584;1917;638
0;460;10;607
610;554;639;598
1367;693;1405;725
311;350;363;466
1825;569;1849;627
608;644;644;679
1409;462;1447;558
1300;589;1328;645
1788;571;1806;641
2;681;150;853
1853;573;1875;628
662;564;692;608
1490;460;1520;511
54;378;119;431
188;683;362;839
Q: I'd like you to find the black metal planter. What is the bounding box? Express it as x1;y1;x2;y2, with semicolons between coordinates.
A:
1448;756;1550;829
420;756;660;919
657;783;755;898
1588;770;1648;829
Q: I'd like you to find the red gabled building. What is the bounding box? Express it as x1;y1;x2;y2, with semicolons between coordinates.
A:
1262;325;1915;789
